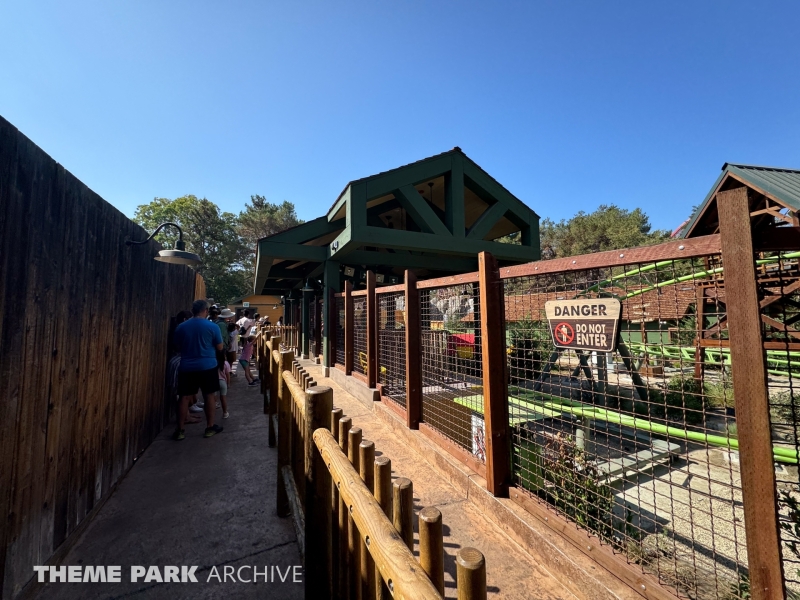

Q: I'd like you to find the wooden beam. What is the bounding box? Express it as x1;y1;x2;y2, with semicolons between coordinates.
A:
394;184;450;236
463;159;538;222
344;280;354;375
265;215;344;244
364;153;453;200
760;314;800;339
445;153;465;237
753;226;800;251
478;252;510;497
340;250;477;272
717;186;785;600
467;201;508;240
356;227;539;262
258;240;328;263
404;270;421;429
367;270;377;388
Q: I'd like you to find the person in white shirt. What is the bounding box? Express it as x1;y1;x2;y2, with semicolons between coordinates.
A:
236;309;255;335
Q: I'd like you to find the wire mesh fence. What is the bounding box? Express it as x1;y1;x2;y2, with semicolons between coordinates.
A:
353;293;368;377
420;283;484;458
502;255;760;600
335;295;345;367
378;291;406;408
760;251;800;596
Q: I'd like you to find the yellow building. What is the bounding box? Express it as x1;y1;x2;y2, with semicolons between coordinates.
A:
227;294;283;323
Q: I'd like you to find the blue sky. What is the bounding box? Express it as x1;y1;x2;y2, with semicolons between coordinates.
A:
2;1;798;232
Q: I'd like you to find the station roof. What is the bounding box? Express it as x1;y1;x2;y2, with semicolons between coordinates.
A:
254;148;541;294
681;163;800;238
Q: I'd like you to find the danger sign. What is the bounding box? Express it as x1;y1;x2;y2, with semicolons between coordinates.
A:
544;299;621;352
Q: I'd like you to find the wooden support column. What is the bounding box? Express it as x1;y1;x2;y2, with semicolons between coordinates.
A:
717;186;785;600
302;282;312;359
276;349;294;517
345;280;354;375
314;294;322;360
404;270;421;429
478;252;510;497
324;260;341;367
367;270;377;388
694;286;706;381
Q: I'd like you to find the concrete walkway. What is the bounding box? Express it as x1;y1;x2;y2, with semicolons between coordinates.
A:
301;361;575;600
34;370;303;600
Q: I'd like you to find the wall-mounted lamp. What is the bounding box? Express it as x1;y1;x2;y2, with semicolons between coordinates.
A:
302;279;315;292
376;274;385;283
126;222;201;267
343;266;355;277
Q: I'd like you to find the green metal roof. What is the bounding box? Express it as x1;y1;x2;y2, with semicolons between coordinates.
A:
682;163;800;238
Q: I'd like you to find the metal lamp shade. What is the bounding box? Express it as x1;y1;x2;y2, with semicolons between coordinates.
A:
154;249;202;266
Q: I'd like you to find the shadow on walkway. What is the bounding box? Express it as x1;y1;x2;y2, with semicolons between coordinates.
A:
35;371;303;600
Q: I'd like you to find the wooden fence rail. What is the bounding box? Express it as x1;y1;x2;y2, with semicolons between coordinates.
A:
259;347;487;600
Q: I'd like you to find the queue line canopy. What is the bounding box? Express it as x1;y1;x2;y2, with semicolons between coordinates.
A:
254;147;541;294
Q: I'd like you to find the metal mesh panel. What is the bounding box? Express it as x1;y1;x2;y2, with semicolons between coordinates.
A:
504;255;754;599
420;283;483;457
761;251;800;595
335;296;345;367
353;295;367;376
378;291;406;407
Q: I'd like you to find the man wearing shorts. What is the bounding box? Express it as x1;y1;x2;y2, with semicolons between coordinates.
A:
173;299;225;440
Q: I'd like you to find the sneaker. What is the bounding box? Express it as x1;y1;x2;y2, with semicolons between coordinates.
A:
216;401;221;408
172;429;185;441
204;424;223;438
252;378;260;383
223;412;230;419
196;402;205;408
189;404;204;413
249;380;259;386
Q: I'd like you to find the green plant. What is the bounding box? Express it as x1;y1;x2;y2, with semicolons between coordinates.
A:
540;433;615;543
654;375;704;425
507;319;554;382
705;371;735;409
771;390;800;425
726;422;738;439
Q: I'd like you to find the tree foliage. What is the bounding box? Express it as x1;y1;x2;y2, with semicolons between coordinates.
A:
133;195;248;305
540;205;669;259
133;194;303;305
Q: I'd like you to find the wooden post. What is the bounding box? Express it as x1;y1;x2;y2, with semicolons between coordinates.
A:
717;186;785;600
456;547;486;600
478;251;510;497
330;406;343;597
277;349;294;517
268;336;281;448
315;294;323;360
345;280;354;375
348;428;363;598
404;270;421;429
374;455;392;600
694;286;706;381
418;507;444;595
367;270;377;388
305;386;333;600
339;416;352;599
392;477;414;550
359;440;376;600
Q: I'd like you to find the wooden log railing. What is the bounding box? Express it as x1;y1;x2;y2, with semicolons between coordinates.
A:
263;344;487;600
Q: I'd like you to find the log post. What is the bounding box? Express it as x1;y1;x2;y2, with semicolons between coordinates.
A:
367;270;377;388
478;251;510;497
404;269;421;429
374;456;392;600
345;280;354;375
418;507;444;595
268;335;281;448
456;547;486;600
392;478;414;550
349;428;363;598
359;440;376;600
339;416;352;599
717;186;785;600
330;406;343;597
305;386;333;600
277;349;294;517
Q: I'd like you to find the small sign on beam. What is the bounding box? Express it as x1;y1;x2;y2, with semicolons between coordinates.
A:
545;299;621;352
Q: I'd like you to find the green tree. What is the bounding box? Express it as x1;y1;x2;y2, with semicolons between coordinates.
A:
540;205;669;259
238;195;303;252
133;195;248;305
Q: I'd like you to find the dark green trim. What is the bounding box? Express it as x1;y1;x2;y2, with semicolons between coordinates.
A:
364;154;453;200
445;153;465;237
341;250;477;272
258;240;327;262
267;216;344;244
466;201;508;240
394;184;450;236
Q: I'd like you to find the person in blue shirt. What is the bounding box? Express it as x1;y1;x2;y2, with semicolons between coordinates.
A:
172;299;225;440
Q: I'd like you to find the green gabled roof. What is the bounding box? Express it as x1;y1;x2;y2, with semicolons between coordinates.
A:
682;163;800;238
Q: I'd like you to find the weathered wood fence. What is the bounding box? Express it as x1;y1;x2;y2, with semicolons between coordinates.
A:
256;334;487;600
0;117;198;599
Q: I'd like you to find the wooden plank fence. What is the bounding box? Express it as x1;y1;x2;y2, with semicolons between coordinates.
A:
0;116;197;599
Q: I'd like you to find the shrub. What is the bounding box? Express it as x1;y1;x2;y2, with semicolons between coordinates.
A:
507;319;554;382
660;376;705;425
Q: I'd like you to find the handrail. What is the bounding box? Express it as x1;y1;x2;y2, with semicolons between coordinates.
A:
282;370;306;421
313;429;443;600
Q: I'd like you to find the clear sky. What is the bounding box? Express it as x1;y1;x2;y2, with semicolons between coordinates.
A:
2;1;798;232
